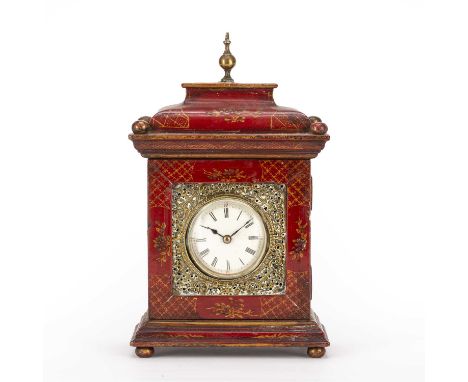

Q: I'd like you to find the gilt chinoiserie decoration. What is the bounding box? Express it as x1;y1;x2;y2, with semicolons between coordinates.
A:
128;33;330;358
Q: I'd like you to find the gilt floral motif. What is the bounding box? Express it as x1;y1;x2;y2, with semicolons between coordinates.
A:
207;109;262;123
203;168;247;182
289;218;308;261
153;222;170;265
206;297;258;318
167;334;204;339
253;333;294;339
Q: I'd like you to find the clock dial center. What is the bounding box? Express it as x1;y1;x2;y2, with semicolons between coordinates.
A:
222;235;232;244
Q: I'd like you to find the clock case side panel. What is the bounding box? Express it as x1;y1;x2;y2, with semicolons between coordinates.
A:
146;159;313;320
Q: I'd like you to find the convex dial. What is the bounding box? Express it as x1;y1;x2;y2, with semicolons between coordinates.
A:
186;197;268;279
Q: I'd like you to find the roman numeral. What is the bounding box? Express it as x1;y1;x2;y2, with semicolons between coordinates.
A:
239;258;245;265
248;236;259;240
194;238;206;242
237;210;243;220
211;257;218;266
199;248;209;257
209;211;217;221
245;247;256;255
245;221;254;229
224;202;229;218
226;260;230;271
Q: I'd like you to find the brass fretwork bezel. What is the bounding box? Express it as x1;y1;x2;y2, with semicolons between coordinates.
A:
172;182;286;296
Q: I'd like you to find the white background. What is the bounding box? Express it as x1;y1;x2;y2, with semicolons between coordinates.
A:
1;1;467;381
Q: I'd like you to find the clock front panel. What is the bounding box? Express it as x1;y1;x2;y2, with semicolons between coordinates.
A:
148;159;312;320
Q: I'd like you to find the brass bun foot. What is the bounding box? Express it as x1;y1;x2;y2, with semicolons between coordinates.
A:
135;347;154;358
307;347;326;358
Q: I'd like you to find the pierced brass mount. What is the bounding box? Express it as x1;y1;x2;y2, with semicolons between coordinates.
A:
219;32;236;82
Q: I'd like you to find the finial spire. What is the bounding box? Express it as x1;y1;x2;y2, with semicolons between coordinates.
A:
219;32;236;82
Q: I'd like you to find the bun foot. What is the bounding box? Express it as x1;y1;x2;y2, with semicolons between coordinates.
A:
307;347;326;358
135;347;154;358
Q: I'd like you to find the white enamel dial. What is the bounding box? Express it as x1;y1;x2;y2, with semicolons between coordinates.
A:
186;197;268;279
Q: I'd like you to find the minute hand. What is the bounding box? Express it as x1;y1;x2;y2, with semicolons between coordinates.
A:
230;218;252;237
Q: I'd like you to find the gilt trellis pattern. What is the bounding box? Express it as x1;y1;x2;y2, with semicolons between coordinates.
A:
149;274;198;319
148;160;194;209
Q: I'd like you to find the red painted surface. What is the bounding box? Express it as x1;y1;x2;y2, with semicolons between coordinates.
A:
147;159;312;320
149;85;311;132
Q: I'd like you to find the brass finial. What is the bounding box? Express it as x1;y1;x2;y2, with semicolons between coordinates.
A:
219;32;236;82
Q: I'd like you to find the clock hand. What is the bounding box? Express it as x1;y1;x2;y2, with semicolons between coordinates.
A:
200;225;224;238
230;218;253;237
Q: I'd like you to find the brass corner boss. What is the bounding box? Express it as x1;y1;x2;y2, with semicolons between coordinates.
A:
219;32;236;82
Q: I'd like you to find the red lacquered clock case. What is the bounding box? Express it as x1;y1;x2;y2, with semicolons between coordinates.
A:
129;82;330;354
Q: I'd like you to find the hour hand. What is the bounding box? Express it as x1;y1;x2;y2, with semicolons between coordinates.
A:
200;225;224;238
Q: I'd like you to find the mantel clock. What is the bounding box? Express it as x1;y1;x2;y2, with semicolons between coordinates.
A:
129;34;331;358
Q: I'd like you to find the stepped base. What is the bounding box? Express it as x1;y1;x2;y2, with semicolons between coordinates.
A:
130;310;329;357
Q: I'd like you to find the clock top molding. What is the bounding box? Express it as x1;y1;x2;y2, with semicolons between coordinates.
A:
129;37;330;159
